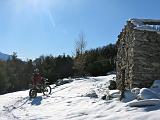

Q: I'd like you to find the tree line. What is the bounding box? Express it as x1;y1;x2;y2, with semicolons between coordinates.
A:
0;44;117;94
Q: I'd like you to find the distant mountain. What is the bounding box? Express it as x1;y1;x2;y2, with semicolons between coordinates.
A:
0;52;11;61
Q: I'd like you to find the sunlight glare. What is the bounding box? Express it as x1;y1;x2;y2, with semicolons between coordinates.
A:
26;0;56;29
26;0;47;10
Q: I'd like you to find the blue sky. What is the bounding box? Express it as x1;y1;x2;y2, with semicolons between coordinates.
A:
0;0;160;60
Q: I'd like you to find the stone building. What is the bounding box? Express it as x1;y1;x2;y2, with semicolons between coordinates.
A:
116;18;160;90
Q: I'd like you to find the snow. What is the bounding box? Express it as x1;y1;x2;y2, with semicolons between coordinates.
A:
151;80;160;88
135;25;160;32
129;18;144;26
138;88;160;100
128;99;160;107
129;18;160;33
0;74;160;120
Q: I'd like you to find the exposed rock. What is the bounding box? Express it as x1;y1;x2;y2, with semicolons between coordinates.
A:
108;80;117;90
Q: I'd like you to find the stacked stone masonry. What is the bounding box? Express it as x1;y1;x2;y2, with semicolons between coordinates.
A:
116;19;160;90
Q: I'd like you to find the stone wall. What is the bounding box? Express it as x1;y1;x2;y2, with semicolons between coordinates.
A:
132;30;160;88
116;21;135;90
116;20;160;90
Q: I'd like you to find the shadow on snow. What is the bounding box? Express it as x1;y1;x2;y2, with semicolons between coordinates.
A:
31;96;43;106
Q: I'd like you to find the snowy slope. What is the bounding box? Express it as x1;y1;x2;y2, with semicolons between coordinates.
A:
0;74;160;120
0;52;11;61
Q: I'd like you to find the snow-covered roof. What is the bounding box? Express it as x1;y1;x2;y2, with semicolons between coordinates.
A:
129;18;160;26
129;18;160;33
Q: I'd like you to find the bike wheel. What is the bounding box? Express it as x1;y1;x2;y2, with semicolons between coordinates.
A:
42;85;52;95
29;89;37;98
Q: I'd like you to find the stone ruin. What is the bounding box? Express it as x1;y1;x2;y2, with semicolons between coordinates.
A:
116;18;160;90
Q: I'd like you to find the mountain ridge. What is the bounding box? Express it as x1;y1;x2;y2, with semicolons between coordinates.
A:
0;52;11;61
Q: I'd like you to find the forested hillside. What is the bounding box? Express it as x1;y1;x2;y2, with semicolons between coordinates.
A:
0;44;117;94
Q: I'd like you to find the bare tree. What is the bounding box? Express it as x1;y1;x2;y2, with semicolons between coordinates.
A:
75;32;87;56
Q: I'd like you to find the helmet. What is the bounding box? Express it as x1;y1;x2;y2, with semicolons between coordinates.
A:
34;68;39;73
